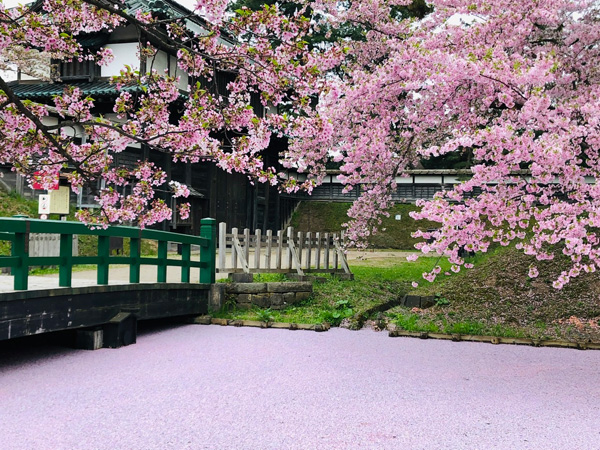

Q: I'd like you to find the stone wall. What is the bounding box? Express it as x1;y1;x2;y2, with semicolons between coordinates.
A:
209;282;313;311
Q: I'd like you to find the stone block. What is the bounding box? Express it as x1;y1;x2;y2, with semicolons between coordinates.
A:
192;315;212;325
229;273;254;283
270;293;284;309
226;282;267;295
420;296;435;309
209;284;225;311
237;293;252;304
252;293;271;308
295;291;312;302
211;318;229;326
283;292;295;306
266;282;313;293
403;295;421;308
314;323;327;332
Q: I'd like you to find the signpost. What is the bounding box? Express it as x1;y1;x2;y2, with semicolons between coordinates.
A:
38;194;50;219
49;186;70;215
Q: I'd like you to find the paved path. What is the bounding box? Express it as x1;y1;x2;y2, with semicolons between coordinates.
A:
1;326;599;449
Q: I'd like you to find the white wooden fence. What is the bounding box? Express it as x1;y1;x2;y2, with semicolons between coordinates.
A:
217;223;351;276
29;234;78;257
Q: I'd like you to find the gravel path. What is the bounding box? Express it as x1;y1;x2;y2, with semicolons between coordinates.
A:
1;325;599;449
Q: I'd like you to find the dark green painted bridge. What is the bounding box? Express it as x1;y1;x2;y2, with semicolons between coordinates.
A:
0;217;217;347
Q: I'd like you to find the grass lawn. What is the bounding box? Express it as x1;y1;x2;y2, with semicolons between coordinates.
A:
213;246;600;343
212;256;454;327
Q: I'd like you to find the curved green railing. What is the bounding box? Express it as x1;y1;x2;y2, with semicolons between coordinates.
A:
0;217;216;290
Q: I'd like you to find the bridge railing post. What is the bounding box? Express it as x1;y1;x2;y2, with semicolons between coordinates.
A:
12;229;28;291
200;218;216;284
181;243;191;283
59;233;73;287
97;235;109;285
129;236;141;283
157;240;167;283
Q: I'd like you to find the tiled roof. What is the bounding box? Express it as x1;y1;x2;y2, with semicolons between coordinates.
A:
11;81;141;100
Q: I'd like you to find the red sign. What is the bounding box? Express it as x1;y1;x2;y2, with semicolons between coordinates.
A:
32;171;59;190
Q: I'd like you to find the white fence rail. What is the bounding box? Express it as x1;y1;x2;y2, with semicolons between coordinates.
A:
217;223;351;276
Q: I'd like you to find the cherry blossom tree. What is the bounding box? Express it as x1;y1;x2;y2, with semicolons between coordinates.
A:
0;0;342;227
2;0;600;287
293;0;600;288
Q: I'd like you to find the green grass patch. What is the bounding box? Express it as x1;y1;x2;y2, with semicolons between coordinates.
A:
388;310;528;338
213;262;416;325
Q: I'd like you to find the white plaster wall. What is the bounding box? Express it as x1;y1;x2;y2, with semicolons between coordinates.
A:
101;43;140;77
149;50;168;75
170;55;188;90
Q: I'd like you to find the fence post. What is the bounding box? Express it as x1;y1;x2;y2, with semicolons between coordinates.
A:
231;227;238;270
129;236;141;283
276;230;283;270
218;222;226;272
59;233;73;287
324;232;330;269
305;232;311;270
287;227;293;270
254;229;261;269
98;235;110;284
12;228;28;291
315;232;321;270
266;229;273;270
157;240;167;283
181;243;191;283
297;231;304;266
333;233;339;269
244;228;250;266
200;218;216;284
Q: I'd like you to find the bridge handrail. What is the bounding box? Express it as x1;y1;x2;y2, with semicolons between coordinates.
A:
0;217;216;290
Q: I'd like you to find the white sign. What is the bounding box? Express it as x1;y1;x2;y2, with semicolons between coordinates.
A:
395;214;402;221
49;186;70;215
38;194;50;214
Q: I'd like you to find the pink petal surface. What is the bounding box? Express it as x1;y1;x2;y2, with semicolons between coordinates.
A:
1;325;599;449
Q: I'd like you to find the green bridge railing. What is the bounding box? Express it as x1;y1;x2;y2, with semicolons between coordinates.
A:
0;217;216;291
